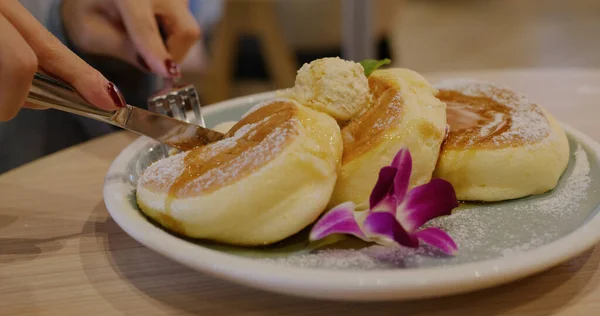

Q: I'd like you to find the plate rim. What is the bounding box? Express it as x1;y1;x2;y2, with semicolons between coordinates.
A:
103;90;600;301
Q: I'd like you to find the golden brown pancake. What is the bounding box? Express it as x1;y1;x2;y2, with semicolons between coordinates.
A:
142;100;297;198
433;79;570;201
137;99;343;245
329;68;447;207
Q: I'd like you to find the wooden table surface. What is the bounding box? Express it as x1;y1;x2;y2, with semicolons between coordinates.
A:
2;69;600;315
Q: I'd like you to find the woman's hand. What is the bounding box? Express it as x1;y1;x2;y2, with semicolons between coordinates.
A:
62;0;202;78
0;0;126;121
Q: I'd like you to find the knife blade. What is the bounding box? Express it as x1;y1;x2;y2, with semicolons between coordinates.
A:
27;72;225;151
112;104;225;150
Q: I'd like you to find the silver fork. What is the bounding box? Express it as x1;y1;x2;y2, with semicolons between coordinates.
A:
147;82;206;128
146;81;208;156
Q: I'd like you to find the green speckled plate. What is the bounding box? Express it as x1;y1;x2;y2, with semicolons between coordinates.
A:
103;90;600;301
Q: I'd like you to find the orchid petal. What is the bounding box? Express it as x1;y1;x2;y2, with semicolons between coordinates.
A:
391;148;412;202
362;212;419;248
309;202;368;241
369;166;397;208
370;194;397;215
397;178;459;232
413;227;458;255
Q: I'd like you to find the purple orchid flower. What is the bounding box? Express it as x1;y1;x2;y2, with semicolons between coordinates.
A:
310;148;460;255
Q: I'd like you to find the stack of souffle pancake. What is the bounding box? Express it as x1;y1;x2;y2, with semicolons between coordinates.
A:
136;57;570;246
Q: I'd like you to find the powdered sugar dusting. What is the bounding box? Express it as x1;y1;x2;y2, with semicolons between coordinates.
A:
479;112;503;137
141;117;267;188
263;245;433;270
140;107;299;193
436;79;552;147
518;143;591;218
260;145;594;269
139;151;186;187
185;122;297;193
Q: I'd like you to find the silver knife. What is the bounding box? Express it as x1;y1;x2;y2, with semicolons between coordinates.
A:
27;72;225;151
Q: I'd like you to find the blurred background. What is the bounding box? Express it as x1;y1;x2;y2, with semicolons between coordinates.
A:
4;0;600;174
186;0;600;105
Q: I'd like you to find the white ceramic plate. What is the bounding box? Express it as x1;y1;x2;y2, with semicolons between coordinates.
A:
104;90;600;301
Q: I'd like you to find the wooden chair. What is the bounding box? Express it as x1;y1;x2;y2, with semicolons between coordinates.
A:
201;0;297;104
199;0;403;104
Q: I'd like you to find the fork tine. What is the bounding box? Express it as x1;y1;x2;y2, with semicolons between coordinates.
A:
180;89;192;110
149;97;172;118
179;90;194;124
147;97;160;114
177;85;200;127
147;83;205;129
185;86;205;127
167;93;187;122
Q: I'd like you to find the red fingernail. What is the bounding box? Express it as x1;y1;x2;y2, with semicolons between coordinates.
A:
164;59;181;78
107;82;126;108
136;54;150;71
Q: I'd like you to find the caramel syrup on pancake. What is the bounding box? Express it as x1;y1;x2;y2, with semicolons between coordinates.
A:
438;90;512;149
163;101;297;216
341;77;404;163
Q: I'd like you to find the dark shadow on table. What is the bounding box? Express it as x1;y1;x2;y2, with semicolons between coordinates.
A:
81;202;598;315
0;215;75;313
0;237;65;263
0;215;17;229
0;213;80;263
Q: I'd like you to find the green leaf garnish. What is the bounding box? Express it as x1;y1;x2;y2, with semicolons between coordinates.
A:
359;58;391;76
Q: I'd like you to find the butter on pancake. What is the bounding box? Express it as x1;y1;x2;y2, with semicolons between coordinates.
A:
433;79;569;201
328;68;447;207
291;57;371;121
136;99;343;246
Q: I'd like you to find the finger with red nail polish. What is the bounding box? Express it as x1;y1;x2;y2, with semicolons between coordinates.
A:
107;82;127;108
0;0;123;114
164;59;181;78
